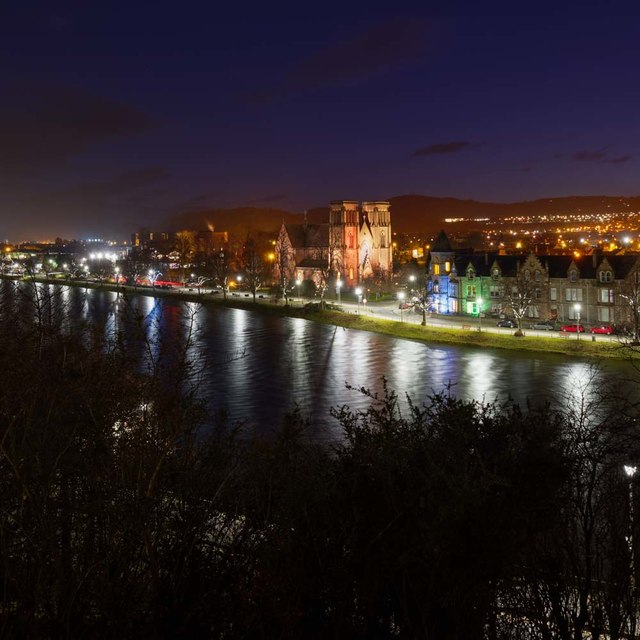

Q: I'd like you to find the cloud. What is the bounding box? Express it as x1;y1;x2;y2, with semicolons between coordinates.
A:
245;193;289;204
572;150;607;162
247;19;428;103
0;86;157;176
54;166;170;199
570;149;633;164
412;141;473;157
610;155;632;164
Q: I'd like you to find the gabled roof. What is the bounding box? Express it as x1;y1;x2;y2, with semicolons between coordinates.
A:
284;223;329;249
431;230;453;253
605;254;640;279
541;256;574;278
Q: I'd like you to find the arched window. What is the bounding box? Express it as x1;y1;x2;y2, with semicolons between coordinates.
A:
491;268;500;281
599;270;613;283
570;270;578;283
534;270;541;282
467;269;475;280
380;232;386;248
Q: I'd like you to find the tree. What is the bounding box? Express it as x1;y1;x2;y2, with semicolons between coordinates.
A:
504;267;537;335
274;227;296;305
314;230;343;310
238;234;265;302
175;230;196;283
619;275;640;343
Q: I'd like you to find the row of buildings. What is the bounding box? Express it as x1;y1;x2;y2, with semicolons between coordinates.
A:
427;231;640;327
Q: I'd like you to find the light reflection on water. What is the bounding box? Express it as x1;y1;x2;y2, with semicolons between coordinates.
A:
7;284;637;433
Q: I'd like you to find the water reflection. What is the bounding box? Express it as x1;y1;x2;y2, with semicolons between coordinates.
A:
2;282;637;432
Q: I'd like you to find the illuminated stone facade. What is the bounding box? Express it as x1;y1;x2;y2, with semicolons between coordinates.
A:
278;201;392;288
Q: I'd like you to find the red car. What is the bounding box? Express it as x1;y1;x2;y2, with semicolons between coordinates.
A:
560;324;585;333
589;324;615;335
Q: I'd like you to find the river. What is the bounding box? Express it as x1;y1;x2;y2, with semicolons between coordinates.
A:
8;282;637;437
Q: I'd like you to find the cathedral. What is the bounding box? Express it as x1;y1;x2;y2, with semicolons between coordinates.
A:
277;200;393;289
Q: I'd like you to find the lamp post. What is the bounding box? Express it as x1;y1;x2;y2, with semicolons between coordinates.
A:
355;287;362;314
477;297;483;332
336;278;342;306
296;278;302;305
114;266;120;295
575;303;581;340
626;464;638;637
398;291;406;322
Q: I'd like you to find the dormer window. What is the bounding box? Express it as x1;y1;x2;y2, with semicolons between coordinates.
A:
491;268;500;281
599;270;613;283
534;270;541;282
444;261;451;273
467;269;475;280
569;270;578;283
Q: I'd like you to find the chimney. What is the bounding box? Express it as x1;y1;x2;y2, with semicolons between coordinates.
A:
484;253;489;266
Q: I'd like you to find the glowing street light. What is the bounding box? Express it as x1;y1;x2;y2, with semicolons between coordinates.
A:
296;278;302;304
355;286;363;314
336;278;342;306
397;291;406;322
625;464;638;620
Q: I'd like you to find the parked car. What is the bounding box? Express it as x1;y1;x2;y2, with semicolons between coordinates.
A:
398;302;412;309
560;324;585;333
531;321;555;331
497;319;517;328
589;324;615;335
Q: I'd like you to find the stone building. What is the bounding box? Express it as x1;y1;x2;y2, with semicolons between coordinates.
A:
277;200;393;289
427;230;640;328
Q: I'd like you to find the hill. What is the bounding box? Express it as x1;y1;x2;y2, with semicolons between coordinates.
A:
164;195;640;237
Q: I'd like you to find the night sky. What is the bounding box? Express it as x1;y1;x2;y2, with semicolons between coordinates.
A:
2;0;639;241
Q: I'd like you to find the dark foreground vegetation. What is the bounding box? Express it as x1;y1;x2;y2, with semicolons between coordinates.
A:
1;281;640;639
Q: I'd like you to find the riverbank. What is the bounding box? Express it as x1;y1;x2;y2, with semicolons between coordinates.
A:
14;276;638;360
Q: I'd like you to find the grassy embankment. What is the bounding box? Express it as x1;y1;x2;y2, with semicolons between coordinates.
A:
20;276;638;361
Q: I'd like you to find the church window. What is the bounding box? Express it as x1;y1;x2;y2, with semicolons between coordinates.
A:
348;232;355;249
380;232;387;248
535;270;541;282
569;270;578;283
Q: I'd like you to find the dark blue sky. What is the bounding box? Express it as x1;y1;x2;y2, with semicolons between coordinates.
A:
1;0;639;240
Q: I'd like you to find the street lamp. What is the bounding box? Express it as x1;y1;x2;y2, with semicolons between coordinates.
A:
477;297;483;332
336;278;342;306
574;303;581;340
397;291;406;322
626;463;638;633
296;278;302;305
114;266;120;293
355;286;362;314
